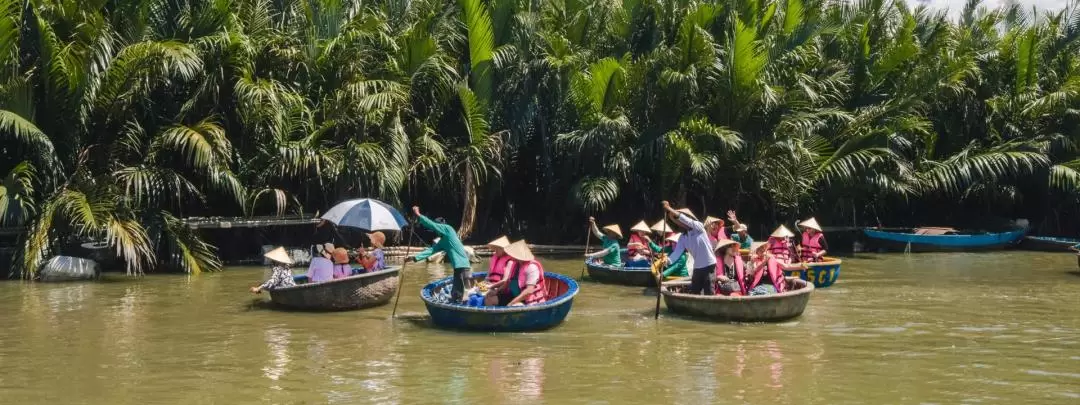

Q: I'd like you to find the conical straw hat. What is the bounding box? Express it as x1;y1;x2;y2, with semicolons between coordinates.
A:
630;221;651;233
602;224;623;239
750;241;768;253
676;208;697;220
799;217;822;232
486;235;511;249
650;220;671;233
704;216;723;226
714;239;738;252
366;232;386;248
735;223;748;232
264;247;293;264
665;233;682;243
770;225;795;238
504;240;535;262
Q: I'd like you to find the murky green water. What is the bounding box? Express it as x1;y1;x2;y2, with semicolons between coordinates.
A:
1;252;1078;404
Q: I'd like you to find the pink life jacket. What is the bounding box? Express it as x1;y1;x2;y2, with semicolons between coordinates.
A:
800;232;824;263
510;260;547;305
628;234;651;258
486;254;514;283
768;237;793;264
727;255;748;295
748;256;787;293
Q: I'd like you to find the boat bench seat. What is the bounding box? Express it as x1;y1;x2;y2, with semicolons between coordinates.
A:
545;280;568;298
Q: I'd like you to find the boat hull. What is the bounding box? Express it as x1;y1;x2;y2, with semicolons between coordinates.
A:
268;267;400;311
421;272;579;332
1018;236;1080;252
784;258;841;288
584;261;655;286
661;278;813;322
863;229;1026;252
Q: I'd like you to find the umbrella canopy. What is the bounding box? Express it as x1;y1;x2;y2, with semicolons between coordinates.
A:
321;198;407;231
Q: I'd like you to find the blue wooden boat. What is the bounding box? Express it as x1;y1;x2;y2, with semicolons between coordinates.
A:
420;272;579;332
863;228;1026;252
1018;236;1080;252
783;258;841;288
584;260;655;286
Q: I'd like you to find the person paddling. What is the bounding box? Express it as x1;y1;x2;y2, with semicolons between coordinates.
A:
796;217;828;263
585;218;623;266
662;201;718;295
488;241;547;306
409;206;472;302
251;247;297;293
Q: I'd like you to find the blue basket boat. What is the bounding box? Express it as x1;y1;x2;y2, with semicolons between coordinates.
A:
584;260;655;286
420;272;579;332
863;228;1026;252
1018;235;1080;252
783;258;841;288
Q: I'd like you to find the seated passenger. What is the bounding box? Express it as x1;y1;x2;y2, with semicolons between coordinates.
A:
626;220;660;266
726;211;753;249
746;242;787;295
797;217;827;263
660;233;689;279
485;236;514;283
585;217;623;266
363;231;387;272
489;241;546;306
714;239;745;295
331;247;351;279
705;216;729;245
306;243;335;282
767;226;797;265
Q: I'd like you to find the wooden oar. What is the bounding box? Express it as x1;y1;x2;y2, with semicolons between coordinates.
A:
390;222;418;318
652;253;667;320
579;223;592;280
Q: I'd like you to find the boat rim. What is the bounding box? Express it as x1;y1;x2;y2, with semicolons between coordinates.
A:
420;272;579;314
584;260;652;272
661;277;813;301
271;266;400;292
804;257;842;268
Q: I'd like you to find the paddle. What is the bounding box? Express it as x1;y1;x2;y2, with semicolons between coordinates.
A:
579;221;592;280
390;221;418;318
654;219;670;320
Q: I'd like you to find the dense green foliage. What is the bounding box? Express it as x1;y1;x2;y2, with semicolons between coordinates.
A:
2;0;1080;276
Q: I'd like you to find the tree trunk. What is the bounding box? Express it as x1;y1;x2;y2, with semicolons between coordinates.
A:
459;162;477;240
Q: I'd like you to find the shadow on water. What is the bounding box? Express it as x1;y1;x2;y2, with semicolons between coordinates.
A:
1066;271;1080;278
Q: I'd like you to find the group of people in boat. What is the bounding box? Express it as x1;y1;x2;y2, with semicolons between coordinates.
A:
586;201;830;296
250;232;388;294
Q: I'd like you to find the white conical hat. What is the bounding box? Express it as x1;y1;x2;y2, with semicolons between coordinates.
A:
504;240;535;262
264;247;293;264
704;216;723;226
714;239;738;252
665;233;682;243
750;241;768;252
486;235;510;249
770;225;795;238
650;220;671;233
735;223;748;232
630;221;651;233
602;224;623;239
676;208;697;220
799;217;822;232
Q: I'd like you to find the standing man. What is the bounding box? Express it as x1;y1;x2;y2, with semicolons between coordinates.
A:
409;206;472;302
662;201;718;295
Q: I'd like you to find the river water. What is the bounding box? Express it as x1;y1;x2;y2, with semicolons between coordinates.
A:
0;252;1078;404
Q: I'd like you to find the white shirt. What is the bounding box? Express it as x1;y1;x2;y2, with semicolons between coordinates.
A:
669;214;718;268
522;262;540;285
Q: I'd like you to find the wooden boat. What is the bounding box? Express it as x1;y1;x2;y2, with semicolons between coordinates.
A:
785;258;842;288
420;272;579;332
268;267;400;311
584;260;655;286
862;227;1026;252
661;278;813;322
1018;236;1080;252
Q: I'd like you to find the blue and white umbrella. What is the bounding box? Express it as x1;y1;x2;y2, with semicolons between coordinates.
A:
320;198;408;231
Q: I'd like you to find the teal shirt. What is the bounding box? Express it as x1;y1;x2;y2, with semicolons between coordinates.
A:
731;233;753;249
413;215;471;269
662;246;689;278
599;235;622;266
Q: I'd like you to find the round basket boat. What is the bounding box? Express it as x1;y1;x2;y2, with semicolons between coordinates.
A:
420;272;579;332
660;277;813;322
584;260;655;286
784;257;842;288
268;267;400;311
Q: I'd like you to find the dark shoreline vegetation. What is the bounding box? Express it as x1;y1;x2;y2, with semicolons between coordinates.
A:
2;0;1079;277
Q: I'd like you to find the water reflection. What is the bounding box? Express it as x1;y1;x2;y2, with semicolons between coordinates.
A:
484;354;545;403
262;327;291;388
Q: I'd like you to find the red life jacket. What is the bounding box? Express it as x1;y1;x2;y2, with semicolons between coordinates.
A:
628;234;651;257
748;256;787;293
486;254;514;283
768;237;793;264
510;260;547;305
800;232;824;263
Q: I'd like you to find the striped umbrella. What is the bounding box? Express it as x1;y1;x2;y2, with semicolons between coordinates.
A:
320;198;408;231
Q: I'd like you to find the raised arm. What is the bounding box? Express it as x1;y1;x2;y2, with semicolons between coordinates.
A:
588;217;604;239
727;210;740;228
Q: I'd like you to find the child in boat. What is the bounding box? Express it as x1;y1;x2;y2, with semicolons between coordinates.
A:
747;242;787;295
585;218;623;266
714;239;744;295
726;210;753;249
488;241;547;306
251;247;297;293
796;217;827;263
662;201;718;295
306;243;335;282
626;221;660;266
661;233;690;278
